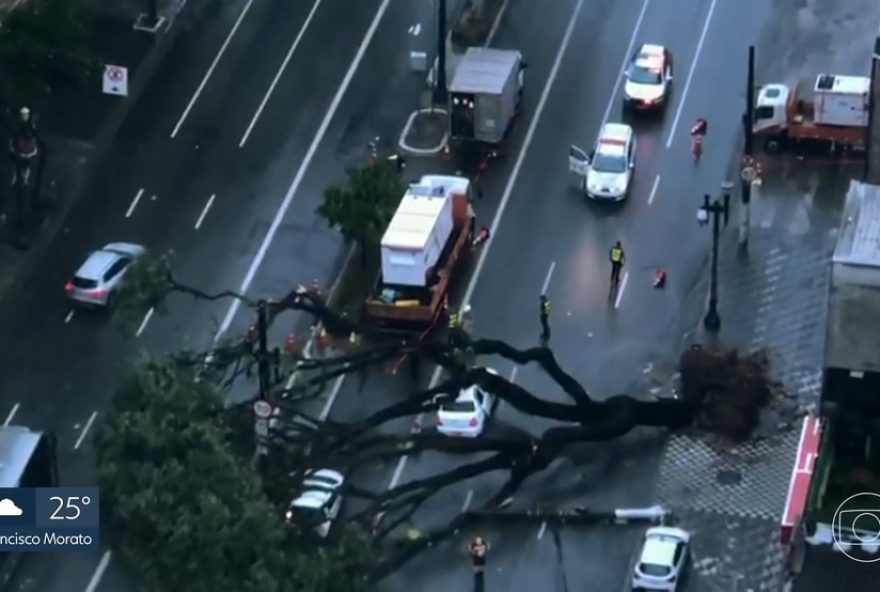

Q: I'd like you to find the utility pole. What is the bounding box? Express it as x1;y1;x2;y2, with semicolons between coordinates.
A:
867;34;880;183
434;0;448;104
697;184;732;333
256;299;271;400
740;45;756;250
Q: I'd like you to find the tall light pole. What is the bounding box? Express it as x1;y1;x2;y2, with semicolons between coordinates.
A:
698;182;733;333
740;46;756;250
434;0;448;104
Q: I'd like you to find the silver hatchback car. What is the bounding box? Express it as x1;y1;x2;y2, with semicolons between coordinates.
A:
64;242;145;307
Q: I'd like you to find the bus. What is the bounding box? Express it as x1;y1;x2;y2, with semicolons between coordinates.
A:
0;426;59;587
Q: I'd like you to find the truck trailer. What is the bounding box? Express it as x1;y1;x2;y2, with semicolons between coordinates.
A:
364;175;475;333
448;47;524;161
753;74;869;156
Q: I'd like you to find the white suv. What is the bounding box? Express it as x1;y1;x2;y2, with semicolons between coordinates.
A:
285;468;344;538
631;526;690;591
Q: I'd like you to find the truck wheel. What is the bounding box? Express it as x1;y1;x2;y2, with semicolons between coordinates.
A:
764;137;783;154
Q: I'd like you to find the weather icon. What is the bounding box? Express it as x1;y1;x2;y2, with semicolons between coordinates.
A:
0;499;22;517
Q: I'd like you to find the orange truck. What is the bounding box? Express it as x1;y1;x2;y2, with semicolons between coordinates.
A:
364;175;475;333
753;74;869;156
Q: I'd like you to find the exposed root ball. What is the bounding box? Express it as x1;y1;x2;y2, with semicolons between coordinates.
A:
679;345;773;441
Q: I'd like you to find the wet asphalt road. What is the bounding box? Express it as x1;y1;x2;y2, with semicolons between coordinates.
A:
0;0;462;589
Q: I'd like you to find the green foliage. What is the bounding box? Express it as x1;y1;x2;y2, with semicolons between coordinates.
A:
96;354;381;591
113;250;176;326
317;161;404;254
0;0;100;133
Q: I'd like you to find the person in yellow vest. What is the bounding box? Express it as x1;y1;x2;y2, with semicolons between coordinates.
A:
609;241;626;285
539;294;551;343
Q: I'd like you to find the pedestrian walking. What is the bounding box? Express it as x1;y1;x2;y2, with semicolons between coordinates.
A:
609;240;626;285
539;294;551;343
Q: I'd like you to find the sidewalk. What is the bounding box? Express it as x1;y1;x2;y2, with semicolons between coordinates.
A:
650;160;847;591
0;0;198;303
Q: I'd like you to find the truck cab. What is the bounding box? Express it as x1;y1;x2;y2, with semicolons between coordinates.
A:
753;83;791;137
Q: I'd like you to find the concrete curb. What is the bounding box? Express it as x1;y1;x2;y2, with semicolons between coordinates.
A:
398;108;449;155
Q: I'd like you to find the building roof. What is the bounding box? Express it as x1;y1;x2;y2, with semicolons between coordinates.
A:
827;181;880;371
0;426;41;487
450;47;519;95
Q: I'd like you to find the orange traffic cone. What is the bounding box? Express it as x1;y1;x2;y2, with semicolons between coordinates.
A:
654;269;667;288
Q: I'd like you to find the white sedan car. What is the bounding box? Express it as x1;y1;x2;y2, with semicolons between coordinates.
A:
569;122;636;201
285;468;344;538
631;526;691;591
436;368;498;437
65;242;145;307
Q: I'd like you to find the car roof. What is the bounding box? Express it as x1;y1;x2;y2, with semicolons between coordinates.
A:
641;529;686;565
597;124;632;157
102;242;144;257
634;44;665;70
76;250;123;278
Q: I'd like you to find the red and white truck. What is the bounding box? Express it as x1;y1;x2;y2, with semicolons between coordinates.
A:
364;175;475;334
753;74;869;156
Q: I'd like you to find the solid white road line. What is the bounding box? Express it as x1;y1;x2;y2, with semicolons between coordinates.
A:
125;188;144;218
599;0;651;127
3;403;19;426
64;310;75;324
665;0;717;148
170;0;256;138
388;0;587;494
319;375;346;421
614;271;629;309
84;551;112;592
74;411;98;450
647;174;661;205
194;193;216;229
541;261;556;296
239;0;324;147
462;489;474;513
135;307;155;337
214;0;393;342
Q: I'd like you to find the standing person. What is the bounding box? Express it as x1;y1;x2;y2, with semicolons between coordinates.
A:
609;240;626;285
539;294;551;343
469;536;489;574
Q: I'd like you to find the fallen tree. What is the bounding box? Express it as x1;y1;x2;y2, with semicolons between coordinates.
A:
97;252;785;585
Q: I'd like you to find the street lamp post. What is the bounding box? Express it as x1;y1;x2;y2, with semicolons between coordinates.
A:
739;45;756;250
434;0;448;104
698;182;733;333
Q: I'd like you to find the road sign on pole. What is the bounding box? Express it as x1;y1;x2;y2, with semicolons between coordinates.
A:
102;65;129;96
253;400;273;419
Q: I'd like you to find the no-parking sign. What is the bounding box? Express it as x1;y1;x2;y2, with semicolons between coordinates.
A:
102;64;129;96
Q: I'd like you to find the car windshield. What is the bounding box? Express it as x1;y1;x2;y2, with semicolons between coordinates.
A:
289;504;324;524
305;475;339;489
591;152;627;174
627;64;661;85
72;276;98;289
442;401;476;413
639;562;671;577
